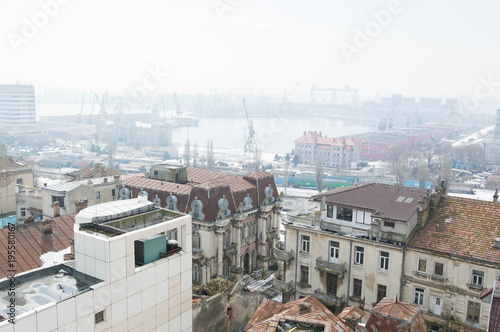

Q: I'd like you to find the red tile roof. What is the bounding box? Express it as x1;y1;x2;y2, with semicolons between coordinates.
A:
0;215;75;279
363;298;427;332
408;196;500;265
312;183;423;222
244;296;353;332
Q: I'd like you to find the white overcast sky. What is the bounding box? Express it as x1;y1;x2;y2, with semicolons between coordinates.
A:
0;0;499;98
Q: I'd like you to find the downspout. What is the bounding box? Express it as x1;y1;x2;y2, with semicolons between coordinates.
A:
400;244;406;301
294;228;299;300
346;239;353;306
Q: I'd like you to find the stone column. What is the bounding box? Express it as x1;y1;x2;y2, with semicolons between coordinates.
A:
216;229;224;276
234;224;242;268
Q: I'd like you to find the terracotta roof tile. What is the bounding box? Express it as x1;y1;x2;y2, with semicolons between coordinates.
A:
408;196;500;265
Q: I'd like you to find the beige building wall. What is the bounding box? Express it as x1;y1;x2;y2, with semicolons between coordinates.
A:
0;166;33;214
404;248;496;331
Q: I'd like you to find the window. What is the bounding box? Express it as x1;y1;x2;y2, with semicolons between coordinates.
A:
417;259;427;273
467;301;480;323
329;241;339;259
379;251;389;270
434;262;444;276
51;195;65;207
193;202;201;219
112;189;116;196
377;285;387;303
414;288;424;305
300;265;309;283
95;310;105;324
193;264;201;283
384;221;395;228
241;226;245;240
327;205;333;218
472;270;484;287
353;279;362;298
336;207;353;221
193;234;201;250
326;273;338;296
355;246;364;265
96;191;100;199
20;208;26;217
16;178;22;185
301;235;310;253
167;229;178;241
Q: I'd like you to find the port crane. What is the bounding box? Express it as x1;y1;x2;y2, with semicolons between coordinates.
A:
243;98;257;154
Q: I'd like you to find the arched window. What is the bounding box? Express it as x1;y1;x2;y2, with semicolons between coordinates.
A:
153;195;161;207
264;185;275;204
119;185;130;200
166;193;178;211
190;197;205;220
243;194;253;211
137;188;148;199
193;228;201;250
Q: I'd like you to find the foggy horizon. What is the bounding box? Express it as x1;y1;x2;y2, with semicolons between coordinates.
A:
1;0;500;99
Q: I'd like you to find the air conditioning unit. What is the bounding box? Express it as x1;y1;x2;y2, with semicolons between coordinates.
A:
134;234;167;266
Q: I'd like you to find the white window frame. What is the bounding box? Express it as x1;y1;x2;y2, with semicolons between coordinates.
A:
379;251;389;270
417;258;427;273
301;235;310;253
472;270;484;287
354;246;364;265
414;287;424;306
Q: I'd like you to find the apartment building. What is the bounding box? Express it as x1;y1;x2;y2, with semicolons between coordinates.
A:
0;156;33;216
120;164;284;285
294;131;359;168
16;176;121;222
404;196;500;331
274;183;430;313
0;197;193;331
0;84;36;136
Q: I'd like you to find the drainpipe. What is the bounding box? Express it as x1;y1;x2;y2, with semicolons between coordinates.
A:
294;228;299;300
400;244;406;301
346;239;353;306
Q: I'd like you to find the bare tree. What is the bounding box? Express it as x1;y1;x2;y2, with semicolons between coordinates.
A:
440;153;452;188
395;153;407;185
417;162;428;189
315;154;324;192
192;141;199;167
183;138;190;166
206;139;215;170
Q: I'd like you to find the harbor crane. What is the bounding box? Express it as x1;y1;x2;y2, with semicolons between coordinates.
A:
243;98;257;154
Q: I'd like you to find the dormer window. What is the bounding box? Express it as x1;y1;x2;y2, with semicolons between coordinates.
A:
327;205;333;218
337;207;352;221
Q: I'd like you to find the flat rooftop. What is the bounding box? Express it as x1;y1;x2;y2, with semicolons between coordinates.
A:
0;263;101;317
76;198;185;237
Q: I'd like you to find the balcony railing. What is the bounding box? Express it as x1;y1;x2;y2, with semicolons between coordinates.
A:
273;241;294;262
314;289;345;306
273;274;293;293
315;258;346;276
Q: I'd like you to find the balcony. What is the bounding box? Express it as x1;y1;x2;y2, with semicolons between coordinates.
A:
192;248;204;259
314;289;345;306
273;241;294;262
223;243;238;256
273;274;293;293
315;258;346;276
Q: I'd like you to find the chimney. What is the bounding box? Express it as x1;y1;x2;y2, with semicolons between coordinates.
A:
87;180;93;187
494;189;499;203
104;178;108;183
41;219;52;234
53;201;60;217
70;238;75;256
44;183;47;187
101;170;107;177
319;131;322;136
114;175;120;182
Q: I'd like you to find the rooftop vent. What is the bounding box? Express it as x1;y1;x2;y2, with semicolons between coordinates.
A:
494;237;500;249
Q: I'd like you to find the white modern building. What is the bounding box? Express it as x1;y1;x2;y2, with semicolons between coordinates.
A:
0;197;193;331
0;84;36;136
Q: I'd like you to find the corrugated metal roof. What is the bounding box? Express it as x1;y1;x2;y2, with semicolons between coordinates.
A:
312;183;423;222
121;176;192;195
364;298;427;332
44;176;116;192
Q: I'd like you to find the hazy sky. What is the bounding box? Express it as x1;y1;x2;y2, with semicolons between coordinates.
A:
1;0;499;98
